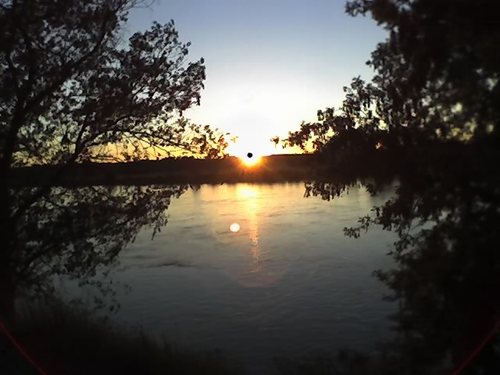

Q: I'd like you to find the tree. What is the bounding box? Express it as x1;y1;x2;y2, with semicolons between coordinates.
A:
0;0;226;170
0;0;226;322
348;0;499;137
277;0;500;153
276;0;500;372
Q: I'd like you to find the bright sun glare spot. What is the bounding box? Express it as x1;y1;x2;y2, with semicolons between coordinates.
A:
226;137;272;166
240;152;262;167
230;223;241;233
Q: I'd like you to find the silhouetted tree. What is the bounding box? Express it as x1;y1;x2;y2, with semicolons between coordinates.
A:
276;0;500;155
276;0;500;373
0;0;226;169
0;0;225;322
346;0;500;139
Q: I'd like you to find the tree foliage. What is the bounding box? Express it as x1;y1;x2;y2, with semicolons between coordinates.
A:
0;0;226;322
0;0;227;170
276;0;500;155
279;0;500;372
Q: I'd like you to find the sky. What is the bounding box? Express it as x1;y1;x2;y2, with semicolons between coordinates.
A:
127;0;387;157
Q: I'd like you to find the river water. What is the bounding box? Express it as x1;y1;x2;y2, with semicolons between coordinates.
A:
70;182;398;373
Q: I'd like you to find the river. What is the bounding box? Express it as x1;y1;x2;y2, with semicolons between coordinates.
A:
62;182;398;374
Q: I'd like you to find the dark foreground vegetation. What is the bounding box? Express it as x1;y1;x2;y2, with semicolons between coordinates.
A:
3;298;499;375
2;299;240;375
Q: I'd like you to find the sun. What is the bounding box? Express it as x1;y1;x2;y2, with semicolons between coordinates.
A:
240;152;262;167
226;137;271;167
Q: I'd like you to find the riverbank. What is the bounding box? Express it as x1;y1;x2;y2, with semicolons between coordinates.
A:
4;300;240;375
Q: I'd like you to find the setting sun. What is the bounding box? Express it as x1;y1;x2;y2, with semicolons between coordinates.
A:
226;135;277;158
226;138;266;167
240;152;262;167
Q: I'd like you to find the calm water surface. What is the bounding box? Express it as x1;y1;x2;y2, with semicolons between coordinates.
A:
78;183;398;373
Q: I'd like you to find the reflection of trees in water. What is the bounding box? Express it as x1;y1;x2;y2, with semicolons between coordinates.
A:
1;184;189;321
302;147;500;373
276;0;500;370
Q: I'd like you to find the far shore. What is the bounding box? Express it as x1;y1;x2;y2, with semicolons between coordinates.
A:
10;154;326;186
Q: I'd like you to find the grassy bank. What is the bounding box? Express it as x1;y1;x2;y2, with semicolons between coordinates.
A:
10;300;241;375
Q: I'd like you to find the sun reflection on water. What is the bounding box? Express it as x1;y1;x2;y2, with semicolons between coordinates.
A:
229;222;240;232
223;184;285;287
237;185;259;199
236;185;265;280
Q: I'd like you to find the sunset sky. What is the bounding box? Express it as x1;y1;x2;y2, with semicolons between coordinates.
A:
128;0;387;157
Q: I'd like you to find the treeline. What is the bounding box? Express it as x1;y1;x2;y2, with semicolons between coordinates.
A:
9;154;320;186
